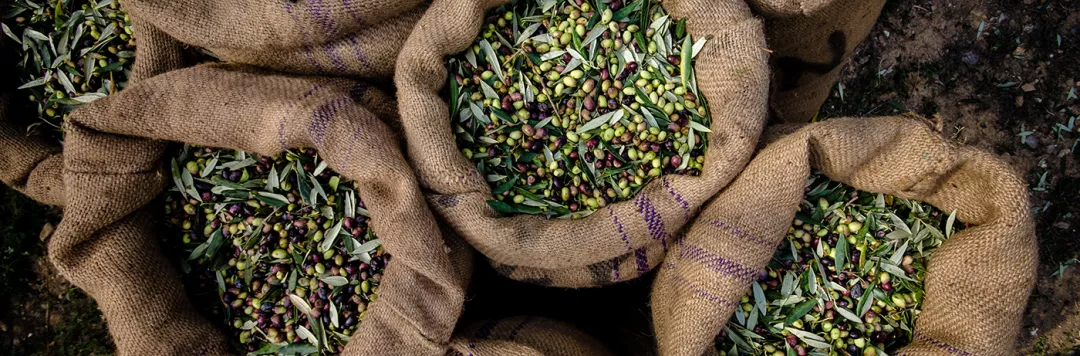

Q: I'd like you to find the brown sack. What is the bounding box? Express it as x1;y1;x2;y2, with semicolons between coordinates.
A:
651;115;1037;355
54;55;472;355
748;0;886;123
396;0;770;287
0;37;65;206
447;316;616;356
123;0;428;79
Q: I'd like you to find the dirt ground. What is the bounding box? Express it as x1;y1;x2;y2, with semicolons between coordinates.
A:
1;0;1078;354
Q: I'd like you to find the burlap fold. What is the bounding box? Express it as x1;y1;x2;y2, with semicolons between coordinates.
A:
447;316;616;356
747;0;886;123
651;115;1037;355
53;61;473;355
396;0;769;287
3;14;471;354
122;0;428;79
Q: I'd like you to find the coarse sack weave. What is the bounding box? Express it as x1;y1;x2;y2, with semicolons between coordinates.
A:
58;60;474;355
121;0;428;79
446;316;616;356
396;0;770;288
747;0;886;123
0;38;65;206
651;115;1037;356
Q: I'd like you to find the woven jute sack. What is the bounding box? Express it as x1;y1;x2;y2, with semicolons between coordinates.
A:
651;115;1037;355
122;0;428;79
58;61;474;355
396;0;770;288
447;316;616;356
1;13;474;353
747;0;886;123
0;36;65;206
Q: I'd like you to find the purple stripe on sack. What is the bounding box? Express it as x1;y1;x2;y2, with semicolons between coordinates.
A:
437;195;461;208
611;257;621;282
283;2;325;71
678;243;759;282
607;206;633;251
342;0;364;24
280;106;292;151
914;332;975;356
709;219;770;245
349;82;370;101
664;263;734;306
634;247;649;275
346;35;374;71
307;0;338;34
309;97;349;145
663;178;691;222
635;195;669;252
507;316;534;341
321;42;349;72
279;84;324;150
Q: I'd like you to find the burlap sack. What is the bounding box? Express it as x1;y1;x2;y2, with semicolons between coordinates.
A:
0;37;65;206
54;60;473;354
651;115;1037;355
747;0;887;123
122;0;428;79
396;0;770;287
447;316;616;356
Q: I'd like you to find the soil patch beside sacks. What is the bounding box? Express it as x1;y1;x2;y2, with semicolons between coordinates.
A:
396;0;769;288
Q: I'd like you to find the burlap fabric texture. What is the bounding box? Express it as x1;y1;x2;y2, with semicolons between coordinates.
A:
447;316;616;356
1;15;472;356
122;0;428;79
651;115;1037;355
396;0;770;288
748;0;887;123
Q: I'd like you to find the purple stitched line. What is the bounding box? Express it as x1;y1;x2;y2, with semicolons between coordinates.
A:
283;2;325;71
438;195;461;208
635;195;669;252
342;0;363;24
634;247;649;275
607;206;632;251
664;263;734;306
321;41;349;72
506;316;534;341
279;105;292;151
307;0;338;35
347;35;374;71
915;332;974;356
611;257;621;282
678;243;759;282
281;84;325;150
349;82;370;101
663;178;691;222
709;219;770;245
309;97;349;145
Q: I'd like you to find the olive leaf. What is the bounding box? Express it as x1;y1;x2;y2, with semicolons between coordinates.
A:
295;325;319;348
320;276;349;287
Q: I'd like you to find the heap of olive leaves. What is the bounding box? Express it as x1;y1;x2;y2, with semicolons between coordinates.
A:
715;174;959;356
449;0;712;218
165;147;387;354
